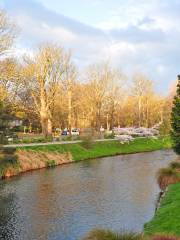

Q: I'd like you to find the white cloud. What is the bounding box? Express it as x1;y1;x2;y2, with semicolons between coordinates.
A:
2;0;180;94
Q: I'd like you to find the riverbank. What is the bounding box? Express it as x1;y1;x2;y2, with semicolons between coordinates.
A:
0;136;172;179
144;158;180;237
144;182;180;236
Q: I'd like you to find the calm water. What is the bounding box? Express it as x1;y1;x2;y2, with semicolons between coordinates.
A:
0;150;177;240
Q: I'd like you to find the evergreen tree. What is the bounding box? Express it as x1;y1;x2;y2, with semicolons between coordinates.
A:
171;75;180;154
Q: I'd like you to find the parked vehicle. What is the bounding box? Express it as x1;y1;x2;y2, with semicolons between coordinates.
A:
61;129;70;135
71;128;80;136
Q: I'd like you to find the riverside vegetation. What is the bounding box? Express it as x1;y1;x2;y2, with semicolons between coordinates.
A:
144;160;180;236
0;136;172;179
82;229;180;240
144;75;180;237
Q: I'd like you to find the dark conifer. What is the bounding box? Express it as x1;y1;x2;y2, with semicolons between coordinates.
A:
171;75;180;154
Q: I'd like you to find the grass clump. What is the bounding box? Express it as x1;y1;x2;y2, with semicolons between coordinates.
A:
3;154;18;165
0;147;19;177
169;162;180;170
157;167;180;190
152;235;180;240
83;229;142;240
46;160;56;168
104;132;115;139
3;147;16;154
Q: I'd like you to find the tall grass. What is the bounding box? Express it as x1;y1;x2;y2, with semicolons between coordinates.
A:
83;229;143;240
152;236;180;240
0;147;19;178
157;167;180;190
169;162;180;170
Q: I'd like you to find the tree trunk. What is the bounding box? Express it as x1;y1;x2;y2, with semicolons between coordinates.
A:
138;97;142;127
68;89;72;134
40;110;52;137
47;118;52;135
106;114;110;130
41;116;48;137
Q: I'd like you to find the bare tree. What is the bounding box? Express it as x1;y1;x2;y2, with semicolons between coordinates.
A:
106;70;126;129
0;10;17;57
85;63;113;130
61;60;76;133
131;73;153;127
22;44;74;136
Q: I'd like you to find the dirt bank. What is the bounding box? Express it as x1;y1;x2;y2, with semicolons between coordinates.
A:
2;150;73;178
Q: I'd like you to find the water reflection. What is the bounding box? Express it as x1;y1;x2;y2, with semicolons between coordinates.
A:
0;150;177;240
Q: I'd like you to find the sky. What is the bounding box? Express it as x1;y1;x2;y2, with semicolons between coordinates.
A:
1;0;180;94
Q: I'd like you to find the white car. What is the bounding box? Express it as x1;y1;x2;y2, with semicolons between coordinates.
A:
71;128;80;136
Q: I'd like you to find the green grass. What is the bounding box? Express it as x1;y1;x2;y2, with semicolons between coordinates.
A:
18;136;172;162
144;182;180;236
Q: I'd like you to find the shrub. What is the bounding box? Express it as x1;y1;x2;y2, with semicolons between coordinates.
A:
158;167;177;176
21;138;31;144
3;147;16;154
157;167;180;190
46;160;56;168
3;154;18;165
81;136;93;149
0;153;19;178
83;229;143;240
104;133;115;139
65;136;72;141
159;120;171;135
169;162;180;169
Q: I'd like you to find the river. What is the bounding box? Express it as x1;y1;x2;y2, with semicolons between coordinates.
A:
0;149;177;240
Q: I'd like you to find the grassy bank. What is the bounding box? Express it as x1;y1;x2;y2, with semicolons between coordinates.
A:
0;136;172;179
144;182;180;236
19;136;172;161
144;159;180;237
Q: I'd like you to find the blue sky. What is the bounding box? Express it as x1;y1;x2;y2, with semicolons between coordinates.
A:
2;0;180;94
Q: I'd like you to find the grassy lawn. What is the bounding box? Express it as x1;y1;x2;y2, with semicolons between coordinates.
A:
144;182;180;236
18;136;172;161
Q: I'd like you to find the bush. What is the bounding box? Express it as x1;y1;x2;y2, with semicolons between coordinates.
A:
158;167;177;176
64;136;72;141
11;126;24;132
46;160;56;168
0;152;19;178
81;136;93;149
3;147;16;154
157;167;180;190
159;120;171;135
104;133;115;139
169;161;180;169
3;154;18;165
83;229;142;240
